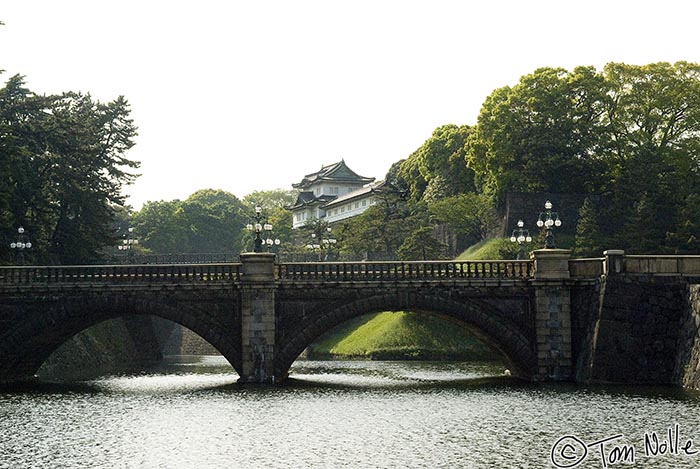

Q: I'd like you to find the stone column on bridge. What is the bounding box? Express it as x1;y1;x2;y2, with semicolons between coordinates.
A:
603;249;625;275
531;249;572;381
239;252;277;384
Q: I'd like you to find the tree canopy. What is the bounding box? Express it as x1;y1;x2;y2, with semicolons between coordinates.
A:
459;62;700;255
465;66;609;202
132;189;249;255
398;124;474;202
1;74;139;264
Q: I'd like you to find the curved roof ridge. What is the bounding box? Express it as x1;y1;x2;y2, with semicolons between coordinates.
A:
292;160;374;189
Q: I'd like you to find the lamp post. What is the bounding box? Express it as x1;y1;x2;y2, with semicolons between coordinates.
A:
264;237;281;253
321;227;337;261
118;227;139;262
305;233;321;260
306;227;336;261
9;226;32;265
509;219;532;260
536;200;562;249
246;206;274;253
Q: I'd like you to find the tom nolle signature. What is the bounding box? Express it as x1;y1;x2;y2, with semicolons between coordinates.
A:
550;424;698;468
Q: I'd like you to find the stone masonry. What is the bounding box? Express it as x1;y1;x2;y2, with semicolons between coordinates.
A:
531;249;573;380
2;251;700;386
675;285;700;389
239;253;277;383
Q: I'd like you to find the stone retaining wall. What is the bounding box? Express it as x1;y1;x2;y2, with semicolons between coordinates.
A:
570;281;601;382
674;285;700;390
578;276;689;384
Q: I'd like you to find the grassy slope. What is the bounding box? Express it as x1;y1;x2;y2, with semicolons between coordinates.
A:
456;234;576;260
456;238;513;260
309;311;501;361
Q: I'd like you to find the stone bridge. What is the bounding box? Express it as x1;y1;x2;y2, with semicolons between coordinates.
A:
1;250;700;386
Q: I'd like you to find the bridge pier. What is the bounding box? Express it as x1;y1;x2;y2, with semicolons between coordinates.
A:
532;249;572;381
238;253;278;384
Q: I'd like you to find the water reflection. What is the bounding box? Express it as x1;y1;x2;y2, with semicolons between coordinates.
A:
1;357;699;468
290;359;513;390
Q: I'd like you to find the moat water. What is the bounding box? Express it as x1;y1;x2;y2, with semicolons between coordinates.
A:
2;356;700;468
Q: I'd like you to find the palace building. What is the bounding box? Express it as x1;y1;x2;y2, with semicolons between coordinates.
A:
288;160;397;228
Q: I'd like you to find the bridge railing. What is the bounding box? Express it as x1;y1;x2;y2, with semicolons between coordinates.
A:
101;253;240;265
276;260;533;282
0;263;242;285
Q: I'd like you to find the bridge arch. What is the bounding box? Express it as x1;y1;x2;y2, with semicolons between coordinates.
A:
275;289;536;381
0;292;242;382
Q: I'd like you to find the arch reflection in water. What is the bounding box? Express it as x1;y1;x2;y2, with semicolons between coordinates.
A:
37;316;235;383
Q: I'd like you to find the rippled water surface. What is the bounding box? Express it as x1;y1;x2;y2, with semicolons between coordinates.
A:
2;357;700;468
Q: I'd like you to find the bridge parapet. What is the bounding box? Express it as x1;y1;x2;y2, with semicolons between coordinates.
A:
620;255;700;276
276;260;533;282
0;263;241;290
569;258;604;278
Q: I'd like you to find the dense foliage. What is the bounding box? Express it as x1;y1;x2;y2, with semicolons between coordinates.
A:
462;62;700;255
1;74;139;264
241;189;296;255
465;66;609;201
131;189;249;255
128;188;296;257
397;124;475;202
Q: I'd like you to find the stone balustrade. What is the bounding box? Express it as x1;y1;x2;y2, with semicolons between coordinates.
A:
277;260;533;282
0;263;242;287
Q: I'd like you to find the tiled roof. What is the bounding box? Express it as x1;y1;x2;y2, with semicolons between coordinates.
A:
287;192;337;210
292;160;374;189
322;180;401;208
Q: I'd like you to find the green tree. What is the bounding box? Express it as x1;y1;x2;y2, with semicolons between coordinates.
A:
132;200;185;253
45;92;139;262
241;189;297;256
0;75;47;263
397;226;446;260
181;189;249;253
133;190;248;254
465;66;608;203
574;62;700;253
465;62;700;254
242;188;297;209
429;193;497;246
384;159;408;192
0;75;139;264
666;193;700;253
338;202;428;261
574;197;606;256
399;124;474;202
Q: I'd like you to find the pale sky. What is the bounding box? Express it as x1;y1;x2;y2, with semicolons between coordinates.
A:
2;1;699;209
